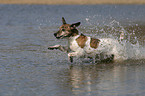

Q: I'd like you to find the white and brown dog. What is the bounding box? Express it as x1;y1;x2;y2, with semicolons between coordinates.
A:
48;17;124;63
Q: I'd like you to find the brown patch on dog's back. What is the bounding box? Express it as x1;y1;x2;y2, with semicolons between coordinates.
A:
76;34;87;48
90;38;100;49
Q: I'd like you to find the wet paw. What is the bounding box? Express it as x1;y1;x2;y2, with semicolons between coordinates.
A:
48;45;60;50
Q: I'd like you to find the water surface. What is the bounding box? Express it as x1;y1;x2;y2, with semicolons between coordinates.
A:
0;5;145;96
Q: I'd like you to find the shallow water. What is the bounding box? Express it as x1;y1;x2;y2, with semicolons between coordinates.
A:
0;5;145;96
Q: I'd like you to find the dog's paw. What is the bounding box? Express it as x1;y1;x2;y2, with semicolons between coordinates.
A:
48;45;60;50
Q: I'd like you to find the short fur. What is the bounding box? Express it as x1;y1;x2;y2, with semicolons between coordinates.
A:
90;38;100;49
48;17;122;63
76;34;88;48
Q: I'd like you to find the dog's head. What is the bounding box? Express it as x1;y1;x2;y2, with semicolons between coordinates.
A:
54;17;81;39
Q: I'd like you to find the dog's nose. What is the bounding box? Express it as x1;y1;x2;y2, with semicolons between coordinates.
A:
54;33;57;37
54;33;60;39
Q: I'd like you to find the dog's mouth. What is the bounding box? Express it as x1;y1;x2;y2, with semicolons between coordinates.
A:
54;33;61;39
56;35;70;39
55;36;63;39
54;34;66;39
54;33;71;39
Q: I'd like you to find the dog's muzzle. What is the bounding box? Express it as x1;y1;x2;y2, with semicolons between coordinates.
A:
54;33;57;37
54;33;62;39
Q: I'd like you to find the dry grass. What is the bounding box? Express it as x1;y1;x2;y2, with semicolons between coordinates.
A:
0;0;145;4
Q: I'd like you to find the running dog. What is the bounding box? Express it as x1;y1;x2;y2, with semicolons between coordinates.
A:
48;17;123;63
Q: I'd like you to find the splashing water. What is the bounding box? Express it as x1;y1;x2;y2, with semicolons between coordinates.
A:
108;20;145;60
84;19;145;61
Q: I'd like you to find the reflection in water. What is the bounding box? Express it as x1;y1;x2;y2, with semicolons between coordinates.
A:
69;64;110;95
66;62;145;96
69;65;98;95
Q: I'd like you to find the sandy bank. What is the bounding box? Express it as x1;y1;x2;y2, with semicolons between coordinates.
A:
0;0;145;5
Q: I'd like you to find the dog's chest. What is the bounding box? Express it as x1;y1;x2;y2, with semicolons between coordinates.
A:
69;35;83;52
69;35;94;54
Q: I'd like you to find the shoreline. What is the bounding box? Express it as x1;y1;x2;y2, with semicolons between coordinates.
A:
0;0;145;5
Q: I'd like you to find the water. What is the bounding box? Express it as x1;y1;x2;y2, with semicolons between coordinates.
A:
0;4;145;96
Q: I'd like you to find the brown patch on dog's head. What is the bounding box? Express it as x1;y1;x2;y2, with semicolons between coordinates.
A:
54;17;81;39
90;38;100;49
76;34;88;48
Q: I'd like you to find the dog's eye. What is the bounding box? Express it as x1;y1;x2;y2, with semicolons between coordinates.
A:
62;29;65;31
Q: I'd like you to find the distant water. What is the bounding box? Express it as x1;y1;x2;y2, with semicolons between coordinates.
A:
0;4;145;96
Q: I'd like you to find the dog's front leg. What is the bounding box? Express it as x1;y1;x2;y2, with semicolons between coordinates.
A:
68;52;78;63
48;45;68;52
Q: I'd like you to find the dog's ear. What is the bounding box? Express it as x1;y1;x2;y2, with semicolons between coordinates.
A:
62;17;67;24
70;22;81;28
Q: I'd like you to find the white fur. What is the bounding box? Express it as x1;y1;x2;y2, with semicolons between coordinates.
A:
48;18;126;63
68;34;121;61
69;35;84;57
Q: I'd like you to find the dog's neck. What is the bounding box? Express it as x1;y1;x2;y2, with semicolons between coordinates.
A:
68;29;80;43
70;29;79;37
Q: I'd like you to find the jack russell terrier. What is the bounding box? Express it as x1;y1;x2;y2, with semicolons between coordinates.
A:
48;17;124;63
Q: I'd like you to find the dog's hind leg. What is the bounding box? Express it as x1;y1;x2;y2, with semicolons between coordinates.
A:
98;53;114;63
